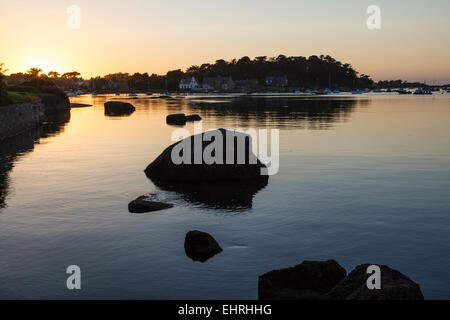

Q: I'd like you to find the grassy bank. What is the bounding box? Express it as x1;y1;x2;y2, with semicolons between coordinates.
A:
4;91;36;105
1;80;67;108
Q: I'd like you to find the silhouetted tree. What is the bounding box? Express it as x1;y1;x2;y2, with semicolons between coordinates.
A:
61;71;81;79
26;68;42;78
48;71;60;78
183;54;373;89
0;62;8;105
166;69;185;90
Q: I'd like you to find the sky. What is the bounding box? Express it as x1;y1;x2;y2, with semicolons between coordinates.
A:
0;0;449;84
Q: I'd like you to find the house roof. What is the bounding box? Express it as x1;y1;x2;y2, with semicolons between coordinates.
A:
180;77;196;85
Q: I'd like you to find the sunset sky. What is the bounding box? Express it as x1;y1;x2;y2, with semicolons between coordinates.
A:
1;0;449;83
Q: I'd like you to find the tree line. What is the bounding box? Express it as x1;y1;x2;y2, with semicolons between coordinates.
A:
3;55;380;92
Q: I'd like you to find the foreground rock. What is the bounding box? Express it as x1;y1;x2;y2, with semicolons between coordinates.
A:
323;264;424;300
166;113;202;125
145;128;268;183
104;101;136;116
128;195;173;213
184;231;222;262
258;260;347;300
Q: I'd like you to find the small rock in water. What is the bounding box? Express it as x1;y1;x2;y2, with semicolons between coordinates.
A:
128;195;173;213
258;260;347;300
185;114;202;121
184;230;223;262
323;264;424;300
166;113;202;125
166;113;186;125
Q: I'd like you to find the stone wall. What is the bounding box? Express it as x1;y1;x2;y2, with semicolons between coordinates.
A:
0;103;40;141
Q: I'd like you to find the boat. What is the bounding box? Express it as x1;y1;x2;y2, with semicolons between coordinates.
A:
352;89;363;94
413;88;432;95
115;93;120;96
397;89;411;94
373;89;382;93
332;90;340;94
129;93;138;97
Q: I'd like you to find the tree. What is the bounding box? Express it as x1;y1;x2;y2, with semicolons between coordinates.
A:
61;71;81;79
166;69;185;90
48;71;60;78
179;54;373;89
26;67;43;78
0;62;8;104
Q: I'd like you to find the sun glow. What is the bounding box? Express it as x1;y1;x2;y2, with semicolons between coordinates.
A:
23;59;60;75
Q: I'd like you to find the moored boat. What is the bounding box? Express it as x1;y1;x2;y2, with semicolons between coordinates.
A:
413;88;432;95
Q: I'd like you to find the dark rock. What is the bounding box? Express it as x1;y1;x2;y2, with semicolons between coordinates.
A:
258;260;347;300
104;101;136;116
128;195;173;213
166;113;187;125
323;264;424;300
166;114;202;125
184;230;222;262
185;114;202;122
145;128;268;183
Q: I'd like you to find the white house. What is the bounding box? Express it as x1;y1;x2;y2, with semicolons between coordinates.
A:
179;77;200;90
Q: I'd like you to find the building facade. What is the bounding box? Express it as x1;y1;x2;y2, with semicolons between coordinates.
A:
179;77;200;90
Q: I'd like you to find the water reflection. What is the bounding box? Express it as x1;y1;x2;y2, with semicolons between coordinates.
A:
142;97;365;211
102;96;364;130
185;97;366;130
151;179;268;211
0;115;70;209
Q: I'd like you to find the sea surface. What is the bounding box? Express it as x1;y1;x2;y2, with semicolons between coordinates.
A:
1;93;449;299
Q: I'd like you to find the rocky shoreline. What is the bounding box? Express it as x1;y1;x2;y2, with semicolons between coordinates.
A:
0;94;70;141
0;103;40;141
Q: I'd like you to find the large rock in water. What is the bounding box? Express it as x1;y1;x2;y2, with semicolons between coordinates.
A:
323;264;424;300
185;230;223;262
258;260;347;300
104;101;136;116
145;128;268;183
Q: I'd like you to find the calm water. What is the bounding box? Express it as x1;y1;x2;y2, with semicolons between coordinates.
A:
1;94;450;299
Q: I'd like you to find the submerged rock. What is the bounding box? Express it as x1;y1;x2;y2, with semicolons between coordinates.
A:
184;230;223;262
145;128;268;183
258;260;347;300
128;195;173;213
323;264;424;300
104;101;136;116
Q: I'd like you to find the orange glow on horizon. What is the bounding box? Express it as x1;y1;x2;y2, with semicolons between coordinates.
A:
1;1;449;83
